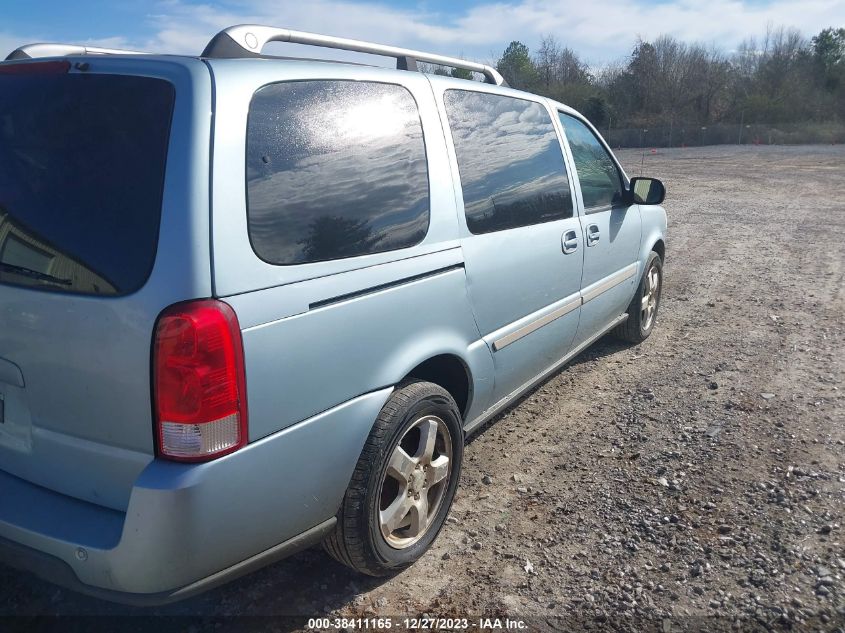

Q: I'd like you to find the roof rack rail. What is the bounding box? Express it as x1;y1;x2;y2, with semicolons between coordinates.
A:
202;25;506;86
5;44;149;62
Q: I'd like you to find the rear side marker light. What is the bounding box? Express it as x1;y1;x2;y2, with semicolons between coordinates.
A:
153;300;248;462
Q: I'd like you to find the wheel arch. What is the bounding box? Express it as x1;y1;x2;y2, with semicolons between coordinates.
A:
404;353;474;419
652;238;665;264
639;227;666;274
639;204;667;271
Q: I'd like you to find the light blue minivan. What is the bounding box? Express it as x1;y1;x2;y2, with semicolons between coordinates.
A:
0;25;667;603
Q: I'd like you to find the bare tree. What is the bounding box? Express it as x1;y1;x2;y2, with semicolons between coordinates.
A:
494;23;845;134
534;35;589;88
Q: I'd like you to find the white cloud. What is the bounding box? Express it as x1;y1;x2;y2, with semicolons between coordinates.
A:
3;0;843;64
137;0;845;64
0;31;41;58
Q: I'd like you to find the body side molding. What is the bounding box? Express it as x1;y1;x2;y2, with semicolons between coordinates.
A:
466;312;629;435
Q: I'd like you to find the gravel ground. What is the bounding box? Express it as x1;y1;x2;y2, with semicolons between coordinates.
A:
1;145;843;630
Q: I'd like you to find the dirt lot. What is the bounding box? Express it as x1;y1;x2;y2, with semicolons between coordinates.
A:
1;145;843;629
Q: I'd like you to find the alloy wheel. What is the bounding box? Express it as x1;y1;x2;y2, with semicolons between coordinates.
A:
378;415;452;549
640;264;661;331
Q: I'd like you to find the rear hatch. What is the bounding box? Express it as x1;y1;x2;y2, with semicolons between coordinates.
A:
0;58;210;511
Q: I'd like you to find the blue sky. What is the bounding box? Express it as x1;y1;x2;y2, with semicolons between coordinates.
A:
2;0;842;65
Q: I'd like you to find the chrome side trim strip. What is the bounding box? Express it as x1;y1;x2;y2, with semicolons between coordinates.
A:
486;263;638;353
488;293;581;352
464;313;629;436
308;263;465;311
581;263;638;304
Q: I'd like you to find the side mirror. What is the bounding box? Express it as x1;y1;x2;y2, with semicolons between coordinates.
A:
629;177;666;205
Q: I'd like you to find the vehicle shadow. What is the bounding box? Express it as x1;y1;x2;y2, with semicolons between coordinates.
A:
466;333;632;444
1;546;390;624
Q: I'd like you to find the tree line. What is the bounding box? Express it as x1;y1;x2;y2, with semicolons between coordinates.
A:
483;25;845;132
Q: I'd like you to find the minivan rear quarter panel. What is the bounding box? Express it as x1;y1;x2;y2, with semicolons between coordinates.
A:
0;57;213;511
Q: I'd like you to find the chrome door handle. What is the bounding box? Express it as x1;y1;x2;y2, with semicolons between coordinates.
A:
586;224;600;246
562;230;578;254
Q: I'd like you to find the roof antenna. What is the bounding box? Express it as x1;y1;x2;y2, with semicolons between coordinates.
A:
639;127;647;176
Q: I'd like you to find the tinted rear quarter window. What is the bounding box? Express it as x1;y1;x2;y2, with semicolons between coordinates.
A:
246;81;430;265
0;72;174;296
444;90;572;234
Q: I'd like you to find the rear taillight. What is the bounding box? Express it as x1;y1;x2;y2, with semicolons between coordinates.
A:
153;300;248;462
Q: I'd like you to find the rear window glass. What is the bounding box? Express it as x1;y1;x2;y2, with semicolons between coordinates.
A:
444;90;573;234
0;71;174;296
246;81;430;265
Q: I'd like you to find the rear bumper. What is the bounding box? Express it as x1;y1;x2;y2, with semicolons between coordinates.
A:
0;518;335;606
0;387;392;601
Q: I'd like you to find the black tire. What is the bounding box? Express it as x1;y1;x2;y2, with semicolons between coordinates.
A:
323;380;464;576
614;251;663;343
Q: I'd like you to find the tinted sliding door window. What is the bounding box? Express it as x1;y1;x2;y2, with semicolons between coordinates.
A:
246;81;430;265
444;91;572;234
558;113;624;211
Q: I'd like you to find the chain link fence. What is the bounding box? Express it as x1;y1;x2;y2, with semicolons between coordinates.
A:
603;122;845;148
